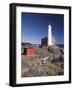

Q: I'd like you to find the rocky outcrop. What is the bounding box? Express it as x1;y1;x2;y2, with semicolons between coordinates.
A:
21;45;64;77
48;45;64;61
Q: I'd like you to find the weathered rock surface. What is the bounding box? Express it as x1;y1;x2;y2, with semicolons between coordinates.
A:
48;45;64;61
21;45;64;77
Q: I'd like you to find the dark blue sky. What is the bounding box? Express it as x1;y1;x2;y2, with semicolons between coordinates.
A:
21;12;64;44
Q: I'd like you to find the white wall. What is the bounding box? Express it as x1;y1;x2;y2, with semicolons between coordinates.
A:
0;0;72;89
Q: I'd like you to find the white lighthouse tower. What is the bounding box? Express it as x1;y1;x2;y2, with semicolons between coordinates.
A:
48;24;52;46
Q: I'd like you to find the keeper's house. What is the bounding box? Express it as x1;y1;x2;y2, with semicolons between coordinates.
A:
22;47;35;56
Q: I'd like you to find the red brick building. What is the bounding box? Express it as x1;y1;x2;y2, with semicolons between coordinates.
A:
23;48;35;56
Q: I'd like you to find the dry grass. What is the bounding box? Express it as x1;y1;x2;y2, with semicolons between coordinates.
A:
21;46;64;77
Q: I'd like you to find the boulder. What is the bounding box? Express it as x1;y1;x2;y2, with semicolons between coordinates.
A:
48;53;54;62
48;45;64;61
48;45;60;53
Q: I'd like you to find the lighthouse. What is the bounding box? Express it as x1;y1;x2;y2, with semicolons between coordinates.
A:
48;24;53;46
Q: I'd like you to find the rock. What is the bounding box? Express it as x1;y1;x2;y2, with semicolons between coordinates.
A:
48;45;60;53
48;53;54;62
48;45;64;61
60;48;64;54
60;54;64;61
21;45;64;77
53;51;61;61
